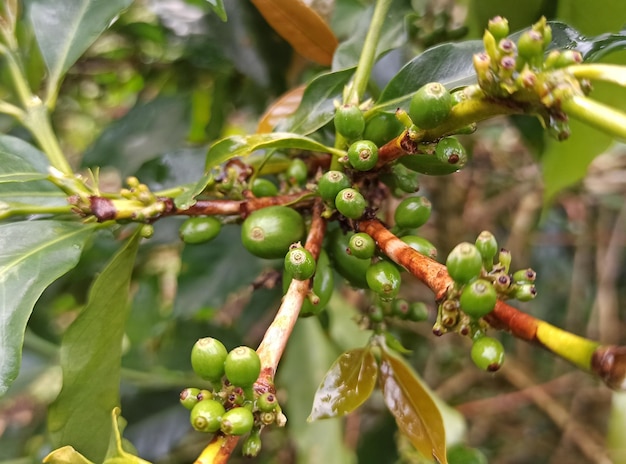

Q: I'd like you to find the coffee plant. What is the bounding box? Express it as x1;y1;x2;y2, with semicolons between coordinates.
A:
2;1;626;463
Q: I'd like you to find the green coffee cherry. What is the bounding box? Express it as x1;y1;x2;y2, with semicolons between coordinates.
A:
318;170;352;205
224;346;261;388
363;112;403;146
513;268;537;283
347;140;379;171
471;336;505;371
197;389;212;401
257;392;278;412
220;407;254;436
335;104;365;140
367;303;385;323
401;235;437;260
283;250;334;316
190;399;226;433
286;158;308;186
446;242;483;284
179;217;222;244
460;279;498;318
366;261;402;300
399;152;463;176
475;231;498;263
394;196;432;229
284;246;316;280
251;178;278;198
435;137;468;170
409;82;453;129
191;337;228;382
513;283;537;302
447;444;488;464
326;228;370;288
180;387;201;410
348;232;376;259
241;206;305;259
408;301;429;322
391;298;410;319
335;188;366;219
242;429;263;457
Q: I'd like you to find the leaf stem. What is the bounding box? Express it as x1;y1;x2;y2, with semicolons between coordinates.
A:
561;95;626;142
0;203;74;219
347;0;394;104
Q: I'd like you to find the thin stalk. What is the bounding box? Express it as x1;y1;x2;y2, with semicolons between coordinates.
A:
0;43;31;106
561;95;626;141
0;100;24;120
23;102;74;175
346;0;393;104
0;204;74;219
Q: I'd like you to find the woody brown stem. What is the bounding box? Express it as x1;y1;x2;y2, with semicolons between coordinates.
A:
358;218;626;390
198;200;327;464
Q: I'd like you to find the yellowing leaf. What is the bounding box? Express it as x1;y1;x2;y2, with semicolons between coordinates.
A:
250;0;338;66
308;347;378;420
257;86;306;133
379;347;447;464
44;446;95;464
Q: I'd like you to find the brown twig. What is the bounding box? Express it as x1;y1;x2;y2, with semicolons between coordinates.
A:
358;218;626;390
198;199;327;463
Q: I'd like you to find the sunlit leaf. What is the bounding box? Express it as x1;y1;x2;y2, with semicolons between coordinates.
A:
308;347;378;421
25;0;132;104
250;0;337;65
205;132;339;170
279;68;355;135
379;346;447;464
0;221;96;395
103;408;152;463
48;230;141;462
257;85;306;133
43;446;95;464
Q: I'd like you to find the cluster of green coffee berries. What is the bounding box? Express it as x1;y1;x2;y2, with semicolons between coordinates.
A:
435;231;537;371
181;337;285;457
473;16;588;139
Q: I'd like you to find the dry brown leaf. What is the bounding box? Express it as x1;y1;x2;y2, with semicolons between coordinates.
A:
250;0;338;66
257;85;305;133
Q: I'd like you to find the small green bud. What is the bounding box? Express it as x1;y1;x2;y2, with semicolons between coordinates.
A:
487;16;509;41
242;429;262;457
180;387;201;410
513;283;537;301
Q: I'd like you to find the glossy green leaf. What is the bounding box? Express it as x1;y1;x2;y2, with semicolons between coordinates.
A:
0;135;65;205
0;221;96;395
279;68;355;135
48;230;141;462
173;174;213;210
205;132;339;170
331;0;408;71
278;318;356;464
379;345;447;464
25;0;132;103
0;135;50;178
205;0;227;22
82;96;191;177
308;347;378;421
